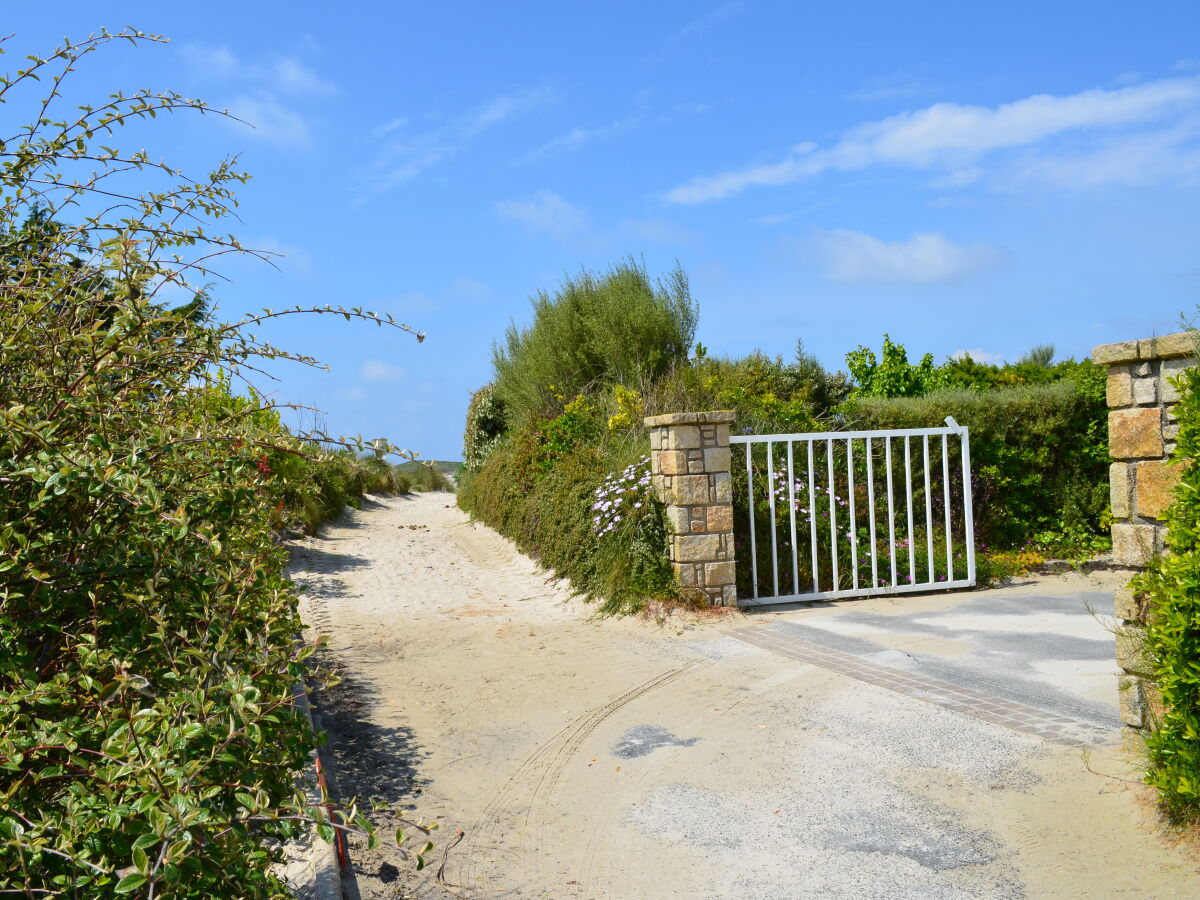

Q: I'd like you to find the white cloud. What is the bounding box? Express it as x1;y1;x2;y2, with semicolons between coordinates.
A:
359;360;408;383
669;1;746;45
270;57;336;96
520;115;641;161
367;89;555;191
951;348;1006;364
847;75;939;103
495;190;589;236
226;94;312;146
665;76;1200;203
183;43;335;147
248;236;314;271
807;229;1010;285
445;276;494;302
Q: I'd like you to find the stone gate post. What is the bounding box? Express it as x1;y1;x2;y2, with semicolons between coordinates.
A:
1094;331;1197;731
644;411;738;606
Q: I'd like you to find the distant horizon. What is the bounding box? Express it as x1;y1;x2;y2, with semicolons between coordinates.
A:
8;2;1198;458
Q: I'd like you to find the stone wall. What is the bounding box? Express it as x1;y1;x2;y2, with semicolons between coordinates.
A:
1095;330;1197;730
645;411;737;606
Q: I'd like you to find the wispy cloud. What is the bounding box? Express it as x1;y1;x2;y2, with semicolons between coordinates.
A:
360;360;408;383
248;235;314;271
806;228;1010;285
495;190;693;249
495;190;589;236
520;115;642;162
365;89;555;192
182;43;334;146
669;1;746;45
665;76;1200;203
847;74;940;103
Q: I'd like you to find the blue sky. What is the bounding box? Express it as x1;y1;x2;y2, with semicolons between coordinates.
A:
7;3;1200;459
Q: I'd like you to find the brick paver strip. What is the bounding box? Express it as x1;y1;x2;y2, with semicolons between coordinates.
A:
730;626;1109;745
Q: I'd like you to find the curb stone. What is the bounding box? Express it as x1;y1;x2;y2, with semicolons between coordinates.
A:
273;687;343;900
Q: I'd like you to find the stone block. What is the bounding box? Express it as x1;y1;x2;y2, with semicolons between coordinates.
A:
703;447;731;473
1118;675;1146;729
722;584;738;606
704;561;736;586
675;534;721;562
1106;371;1133;408
1094;340;1140;366
1162;357;1195;402
657;450;688;475
1139;332;1198;361
1132;376;1157;405
1111;522;1159;567
649;429;663;451
1134;361;1153;378
1116;626;1153;678
688;457;706;474
1108;460;1128;518
1164;424;1181;440
665;425;702;450
672;561;698;587
1109;408;1163;459
1110;463;1131;519
672;475;711;505
714;423;730;447
1114;583;1149;622
712;471;733;503
706;504;733;533
664;505;690;535
1136;459;1184;520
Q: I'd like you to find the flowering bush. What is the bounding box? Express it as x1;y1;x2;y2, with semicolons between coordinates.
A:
592;457;653;537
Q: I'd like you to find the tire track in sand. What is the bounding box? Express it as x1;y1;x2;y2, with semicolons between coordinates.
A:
449;659;712;897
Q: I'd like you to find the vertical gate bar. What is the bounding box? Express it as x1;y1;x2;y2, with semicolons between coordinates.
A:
904;436;916;586
827;438;838;591
746;441;758;599
866;437;878;588
807;439;818;593
942;433;953;582
847;438;858;591
767;440;779;598
923;434;934;582
786;441;799;597
886;436;897;587
961;428;977;584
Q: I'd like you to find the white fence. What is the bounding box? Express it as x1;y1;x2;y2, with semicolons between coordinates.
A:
729;417;975;606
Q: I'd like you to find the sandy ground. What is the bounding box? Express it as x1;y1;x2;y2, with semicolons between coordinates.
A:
290;492;1200;899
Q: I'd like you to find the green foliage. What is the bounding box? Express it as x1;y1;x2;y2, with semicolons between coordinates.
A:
646;350;845;434
459;403;675;614
0;31;431;898
1134;361;1200;820
846;334;944;398
492;259;697;423
847;379;1109;555
462;383;507;473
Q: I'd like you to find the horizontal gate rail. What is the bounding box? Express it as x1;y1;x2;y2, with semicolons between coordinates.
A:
731;416;975;607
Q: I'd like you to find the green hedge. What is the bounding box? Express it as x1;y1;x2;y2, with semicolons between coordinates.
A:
845;374;1109;554
1134;361;1200;819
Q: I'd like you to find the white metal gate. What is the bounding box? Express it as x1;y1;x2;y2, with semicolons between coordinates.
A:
730;417;975;606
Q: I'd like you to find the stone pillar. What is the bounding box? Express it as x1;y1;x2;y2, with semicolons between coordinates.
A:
645;411;737;606
1094;330;1197;730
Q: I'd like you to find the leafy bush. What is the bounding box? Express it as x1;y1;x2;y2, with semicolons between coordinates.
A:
460;392;675;614
462;383;507;473
492;259;697;424
1133;361;1200;820
845;378;1109;555
0;31;430;898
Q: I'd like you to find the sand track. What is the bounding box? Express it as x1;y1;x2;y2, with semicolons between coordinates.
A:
292;492;1200;899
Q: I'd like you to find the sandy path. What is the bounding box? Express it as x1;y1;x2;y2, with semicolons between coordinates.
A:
291;492;1200;899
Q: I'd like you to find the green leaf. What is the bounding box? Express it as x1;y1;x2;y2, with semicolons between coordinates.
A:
115;872;147;893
